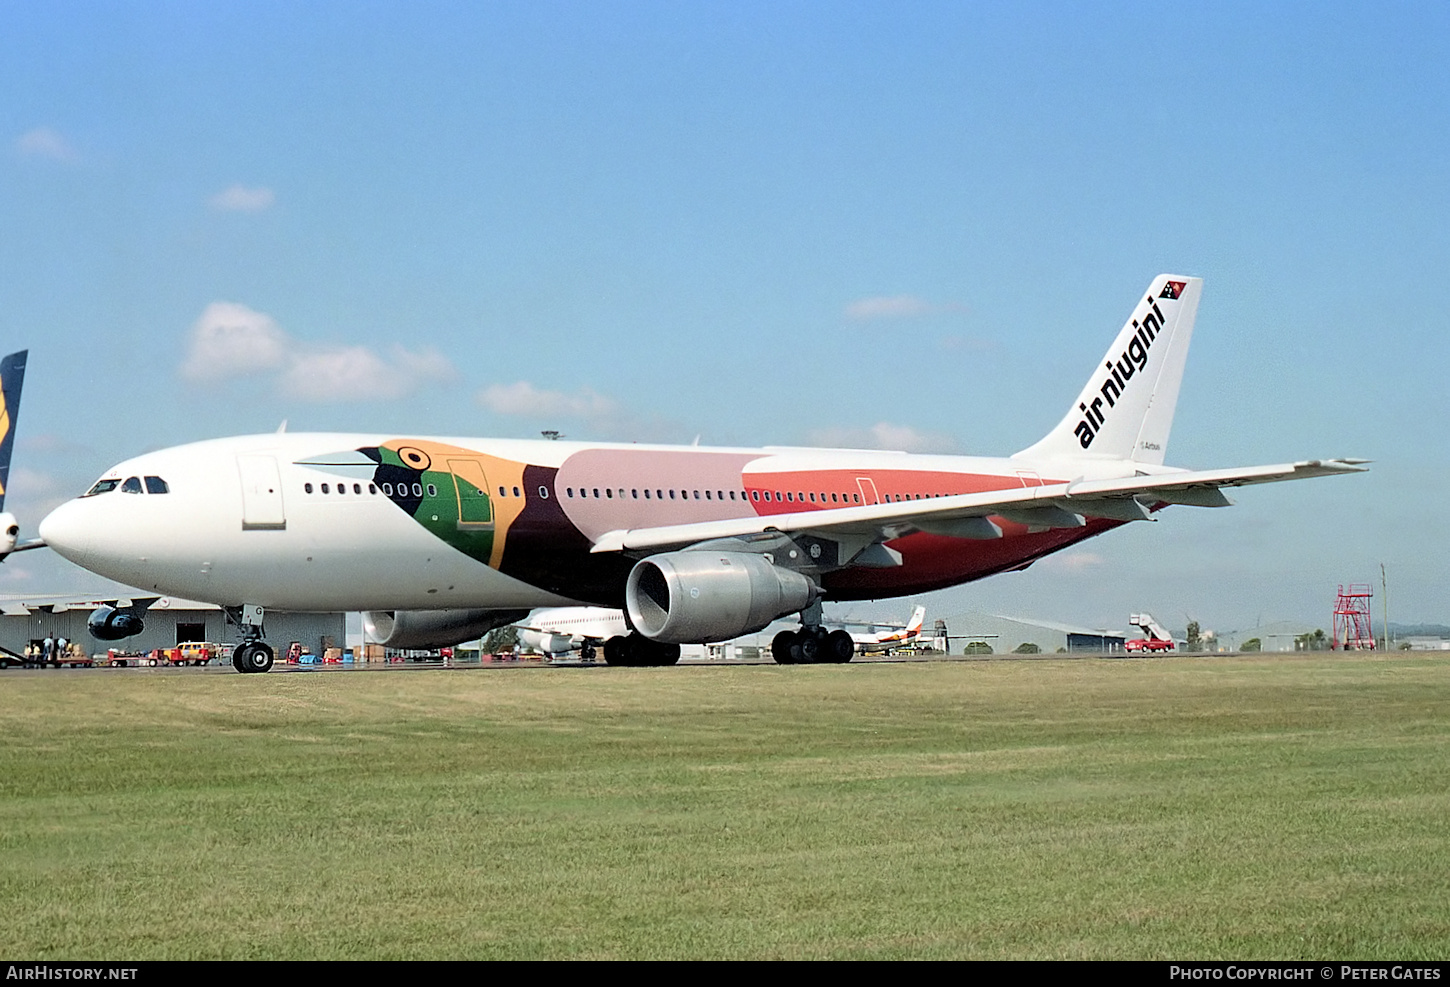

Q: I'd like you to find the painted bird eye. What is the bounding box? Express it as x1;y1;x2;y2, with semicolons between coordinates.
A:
398;446;431;470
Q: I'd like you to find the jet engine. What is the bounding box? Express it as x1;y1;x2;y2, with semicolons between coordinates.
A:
0;512;18;554
87;606;145;641
362;608;528;650
625;551;818;644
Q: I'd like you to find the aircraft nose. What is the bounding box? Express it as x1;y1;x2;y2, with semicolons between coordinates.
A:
38;499;93;565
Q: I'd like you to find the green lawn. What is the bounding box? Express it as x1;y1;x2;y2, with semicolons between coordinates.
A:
2;655;1447;959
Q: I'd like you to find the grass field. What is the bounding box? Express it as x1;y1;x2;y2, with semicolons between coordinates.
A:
2;654;1448;959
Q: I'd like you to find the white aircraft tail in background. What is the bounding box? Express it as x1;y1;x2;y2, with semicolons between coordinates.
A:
851;605;927;653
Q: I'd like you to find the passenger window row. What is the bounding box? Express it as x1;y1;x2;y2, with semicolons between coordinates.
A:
302;481;437;498
562;486;959;505
566;487;746;501
295;479;961;506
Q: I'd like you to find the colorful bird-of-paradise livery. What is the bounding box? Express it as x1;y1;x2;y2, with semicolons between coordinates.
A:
37;276;1367;671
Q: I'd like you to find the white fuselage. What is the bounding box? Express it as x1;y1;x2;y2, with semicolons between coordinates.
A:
37;431;1136;614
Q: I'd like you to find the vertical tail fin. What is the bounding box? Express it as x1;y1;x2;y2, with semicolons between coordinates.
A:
1014;276;1201;465
905;606;926;636
0;351;27;511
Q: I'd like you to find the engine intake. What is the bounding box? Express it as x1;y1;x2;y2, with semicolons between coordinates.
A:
362;608;528;650
88;606;145;641
625;551;818;644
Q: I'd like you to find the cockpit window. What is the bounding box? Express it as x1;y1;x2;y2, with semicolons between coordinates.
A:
83;478;120;497
121;476;143;494
144;476;170;494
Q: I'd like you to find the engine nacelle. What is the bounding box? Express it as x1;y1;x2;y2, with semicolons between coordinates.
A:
362;608;528;650
88;606;145;641
625;551;818;644
0;511;18;554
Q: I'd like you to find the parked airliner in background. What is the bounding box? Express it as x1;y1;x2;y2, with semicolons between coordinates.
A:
515;607;629;662
515;602;926;662
33;276;1366;671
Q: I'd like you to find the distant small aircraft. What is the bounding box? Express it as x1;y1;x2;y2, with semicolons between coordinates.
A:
846;605;927;654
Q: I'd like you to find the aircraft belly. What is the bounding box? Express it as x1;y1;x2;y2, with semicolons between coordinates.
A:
822;519;1124;600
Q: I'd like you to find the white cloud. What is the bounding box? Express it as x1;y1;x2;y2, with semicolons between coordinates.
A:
210;184;275;212
16;127;77;162
279;344;455;402
845;295;934;321
1045;551;1108;572
478;381;619;420
806;422;959;453
844;295;969;322
180;302;289;381
180;301;457;402
475;381;690;442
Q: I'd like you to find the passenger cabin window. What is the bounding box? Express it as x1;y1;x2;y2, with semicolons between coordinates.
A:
84;479;121;497
121;477;143;494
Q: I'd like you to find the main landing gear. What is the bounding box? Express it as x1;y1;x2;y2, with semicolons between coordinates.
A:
602;632;681;667
228;604;275;674
772;602;855;665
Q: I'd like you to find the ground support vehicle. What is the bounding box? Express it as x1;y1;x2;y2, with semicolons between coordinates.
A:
174;643;219;666
106;649;160;667
1125;638;1176;653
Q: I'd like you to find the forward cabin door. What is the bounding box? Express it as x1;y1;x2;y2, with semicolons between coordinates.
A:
448;459;494;530
237;455;287;531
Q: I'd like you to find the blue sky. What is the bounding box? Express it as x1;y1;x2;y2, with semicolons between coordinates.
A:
1;1;1445;636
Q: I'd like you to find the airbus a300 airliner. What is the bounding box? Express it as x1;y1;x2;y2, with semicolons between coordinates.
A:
34;275;1365;671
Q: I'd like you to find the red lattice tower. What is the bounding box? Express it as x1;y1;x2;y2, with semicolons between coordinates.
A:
1333;584;1375;650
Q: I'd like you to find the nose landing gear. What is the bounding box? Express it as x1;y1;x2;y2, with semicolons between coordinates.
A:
227;604;275;673
232;640;275;673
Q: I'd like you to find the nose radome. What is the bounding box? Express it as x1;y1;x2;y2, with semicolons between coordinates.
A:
38;500;93;565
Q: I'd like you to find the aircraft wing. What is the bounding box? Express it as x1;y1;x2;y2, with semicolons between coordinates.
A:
589;459;1367;560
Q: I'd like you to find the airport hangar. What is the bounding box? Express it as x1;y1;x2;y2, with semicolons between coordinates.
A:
935;610;1128;655
0;596;344;659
